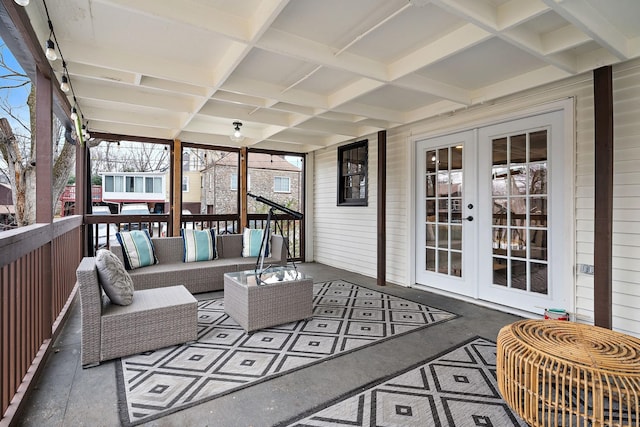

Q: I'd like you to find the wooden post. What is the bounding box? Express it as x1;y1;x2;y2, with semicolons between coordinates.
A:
240;147;248;230
593;66;613;329
377;131;387;286
35;66;52;338
171;139;182;237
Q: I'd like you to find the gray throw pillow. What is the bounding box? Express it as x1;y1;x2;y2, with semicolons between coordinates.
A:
95;249;134;306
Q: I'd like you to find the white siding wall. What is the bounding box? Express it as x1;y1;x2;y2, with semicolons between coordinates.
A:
310;57;640;337
611;61;640;336
313;138;378;276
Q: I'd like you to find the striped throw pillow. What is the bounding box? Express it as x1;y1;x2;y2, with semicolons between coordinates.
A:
182;228;217;262
115;230;158;270
242;228;268;257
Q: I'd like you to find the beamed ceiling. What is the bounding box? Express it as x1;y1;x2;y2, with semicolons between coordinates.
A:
21;0;640;152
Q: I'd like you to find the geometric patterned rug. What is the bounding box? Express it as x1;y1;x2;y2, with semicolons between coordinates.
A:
278;337;528;427
116;280;457;426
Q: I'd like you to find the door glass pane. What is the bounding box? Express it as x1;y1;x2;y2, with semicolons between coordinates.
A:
511;260;527;290
426;248;435;272
426;150;437;173
529;163;547;194
493;257;507;286
510;134;526;163
437;250;448;274
451;252;462;277
531;263;548;294
423;144;464;279
529;131;547;162
426;176;435;197
492;138;507;165
451;225;462;250
438;148;449;169
437;224;449;249
491;130;549;294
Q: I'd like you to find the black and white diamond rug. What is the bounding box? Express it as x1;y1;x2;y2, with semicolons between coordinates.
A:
279;337;528;427
116;280;457;426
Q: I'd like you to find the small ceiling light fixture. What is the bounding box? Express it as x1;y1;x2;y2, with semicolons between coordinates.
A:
60;75;70;92
14;0;29;6
70;107;78;121
230;121;244;143
45;39;57;61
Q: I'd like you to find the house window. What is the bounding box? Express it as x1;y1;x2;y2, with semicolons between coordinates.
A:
337;140;368;206
182;176;189;192
230;174;250;191
274;176;290;193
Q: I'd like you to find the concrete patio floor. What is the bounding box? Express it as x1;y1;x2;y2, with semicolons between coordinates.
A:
14;263;525;427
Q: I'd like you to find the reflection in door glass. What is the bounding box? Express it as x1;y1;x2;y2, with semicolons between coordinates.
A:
423;145;463;277
491;130;548;293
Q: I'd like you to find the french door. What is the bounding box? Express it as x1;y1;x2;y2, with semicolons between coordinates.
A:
415;130;477;297
416;110;569;314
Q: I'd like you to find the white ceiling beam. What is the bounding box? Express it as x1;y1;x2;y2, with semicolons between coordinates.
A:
72;79;198;112
327;78;385;109
258;28;388;81
434;0;578;73
80;105;185;129
97;0;250;42
496;0;550;30
392;74;471;105
88;120;176;140
388;23;492;80
541;24;592;55
64;43;215;88
222;76;328;110
248;0;291;41
294;119;360;137
470;65;572;103
403;100;467;124
542;0;630;60
331;102;405;125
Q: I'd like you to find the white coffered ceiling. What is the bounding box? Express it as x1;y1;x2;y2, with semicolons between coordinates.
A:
23;0;640;152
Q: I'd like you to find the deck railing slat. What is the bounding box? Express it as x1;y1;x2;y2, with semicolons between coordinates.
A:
1;217;82;420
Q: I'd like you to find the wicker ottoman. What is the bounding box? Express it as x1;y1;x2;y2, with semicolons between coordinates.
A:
224;267;313;333
497;319;640;427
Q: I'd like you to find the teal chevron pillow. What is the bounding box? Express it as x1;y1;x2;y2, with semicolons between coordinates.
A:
242;228;268;257
115;230;158;270
182;228;217;262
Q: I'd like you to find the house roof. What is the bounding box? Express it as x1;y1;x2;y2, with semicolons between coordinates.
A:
18;0;640;153
215;153;300;171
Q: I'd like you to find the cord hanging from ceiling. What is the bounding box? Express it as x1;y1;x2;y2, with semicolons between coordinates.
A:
15;0;90;142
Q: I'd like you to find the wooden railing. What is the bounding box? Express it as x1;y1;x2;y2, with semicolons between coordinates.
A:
85;213;304;261
248;213;304;261
1;216;82;422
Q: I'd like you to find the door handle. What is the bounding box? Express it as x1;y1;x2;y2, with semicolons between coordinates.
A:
465;216;474;221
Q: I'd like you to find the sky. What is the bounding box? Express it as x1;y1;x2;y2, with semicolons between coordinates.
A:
0;36;32;136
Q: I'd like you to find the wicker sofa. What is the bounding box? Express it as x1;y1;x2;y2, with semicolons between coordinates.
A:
76;257;198;367
109;233;288;294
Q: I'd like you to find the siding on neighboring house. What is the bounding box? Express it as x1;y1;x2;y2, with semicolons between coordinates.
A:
311;57;640;337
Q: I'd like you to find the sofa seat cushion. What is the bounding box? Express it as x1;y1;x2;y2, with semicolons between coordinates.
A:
127;259;241;293
100;285;197;361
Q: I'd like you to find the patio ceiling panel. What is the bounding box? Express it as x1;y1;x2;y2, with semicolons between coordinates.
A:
19;0;640;152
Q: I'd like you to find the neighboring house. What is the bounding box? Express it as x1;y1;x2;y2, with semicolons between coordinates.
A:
101;172;167;213
202;153;301;215
181;149;204;214
0;183;14;230
59;185;103;216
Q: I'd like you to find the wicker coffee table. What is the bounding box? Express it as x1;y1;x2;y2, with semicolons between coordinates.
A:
497;319;640;427
223;267;313;333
